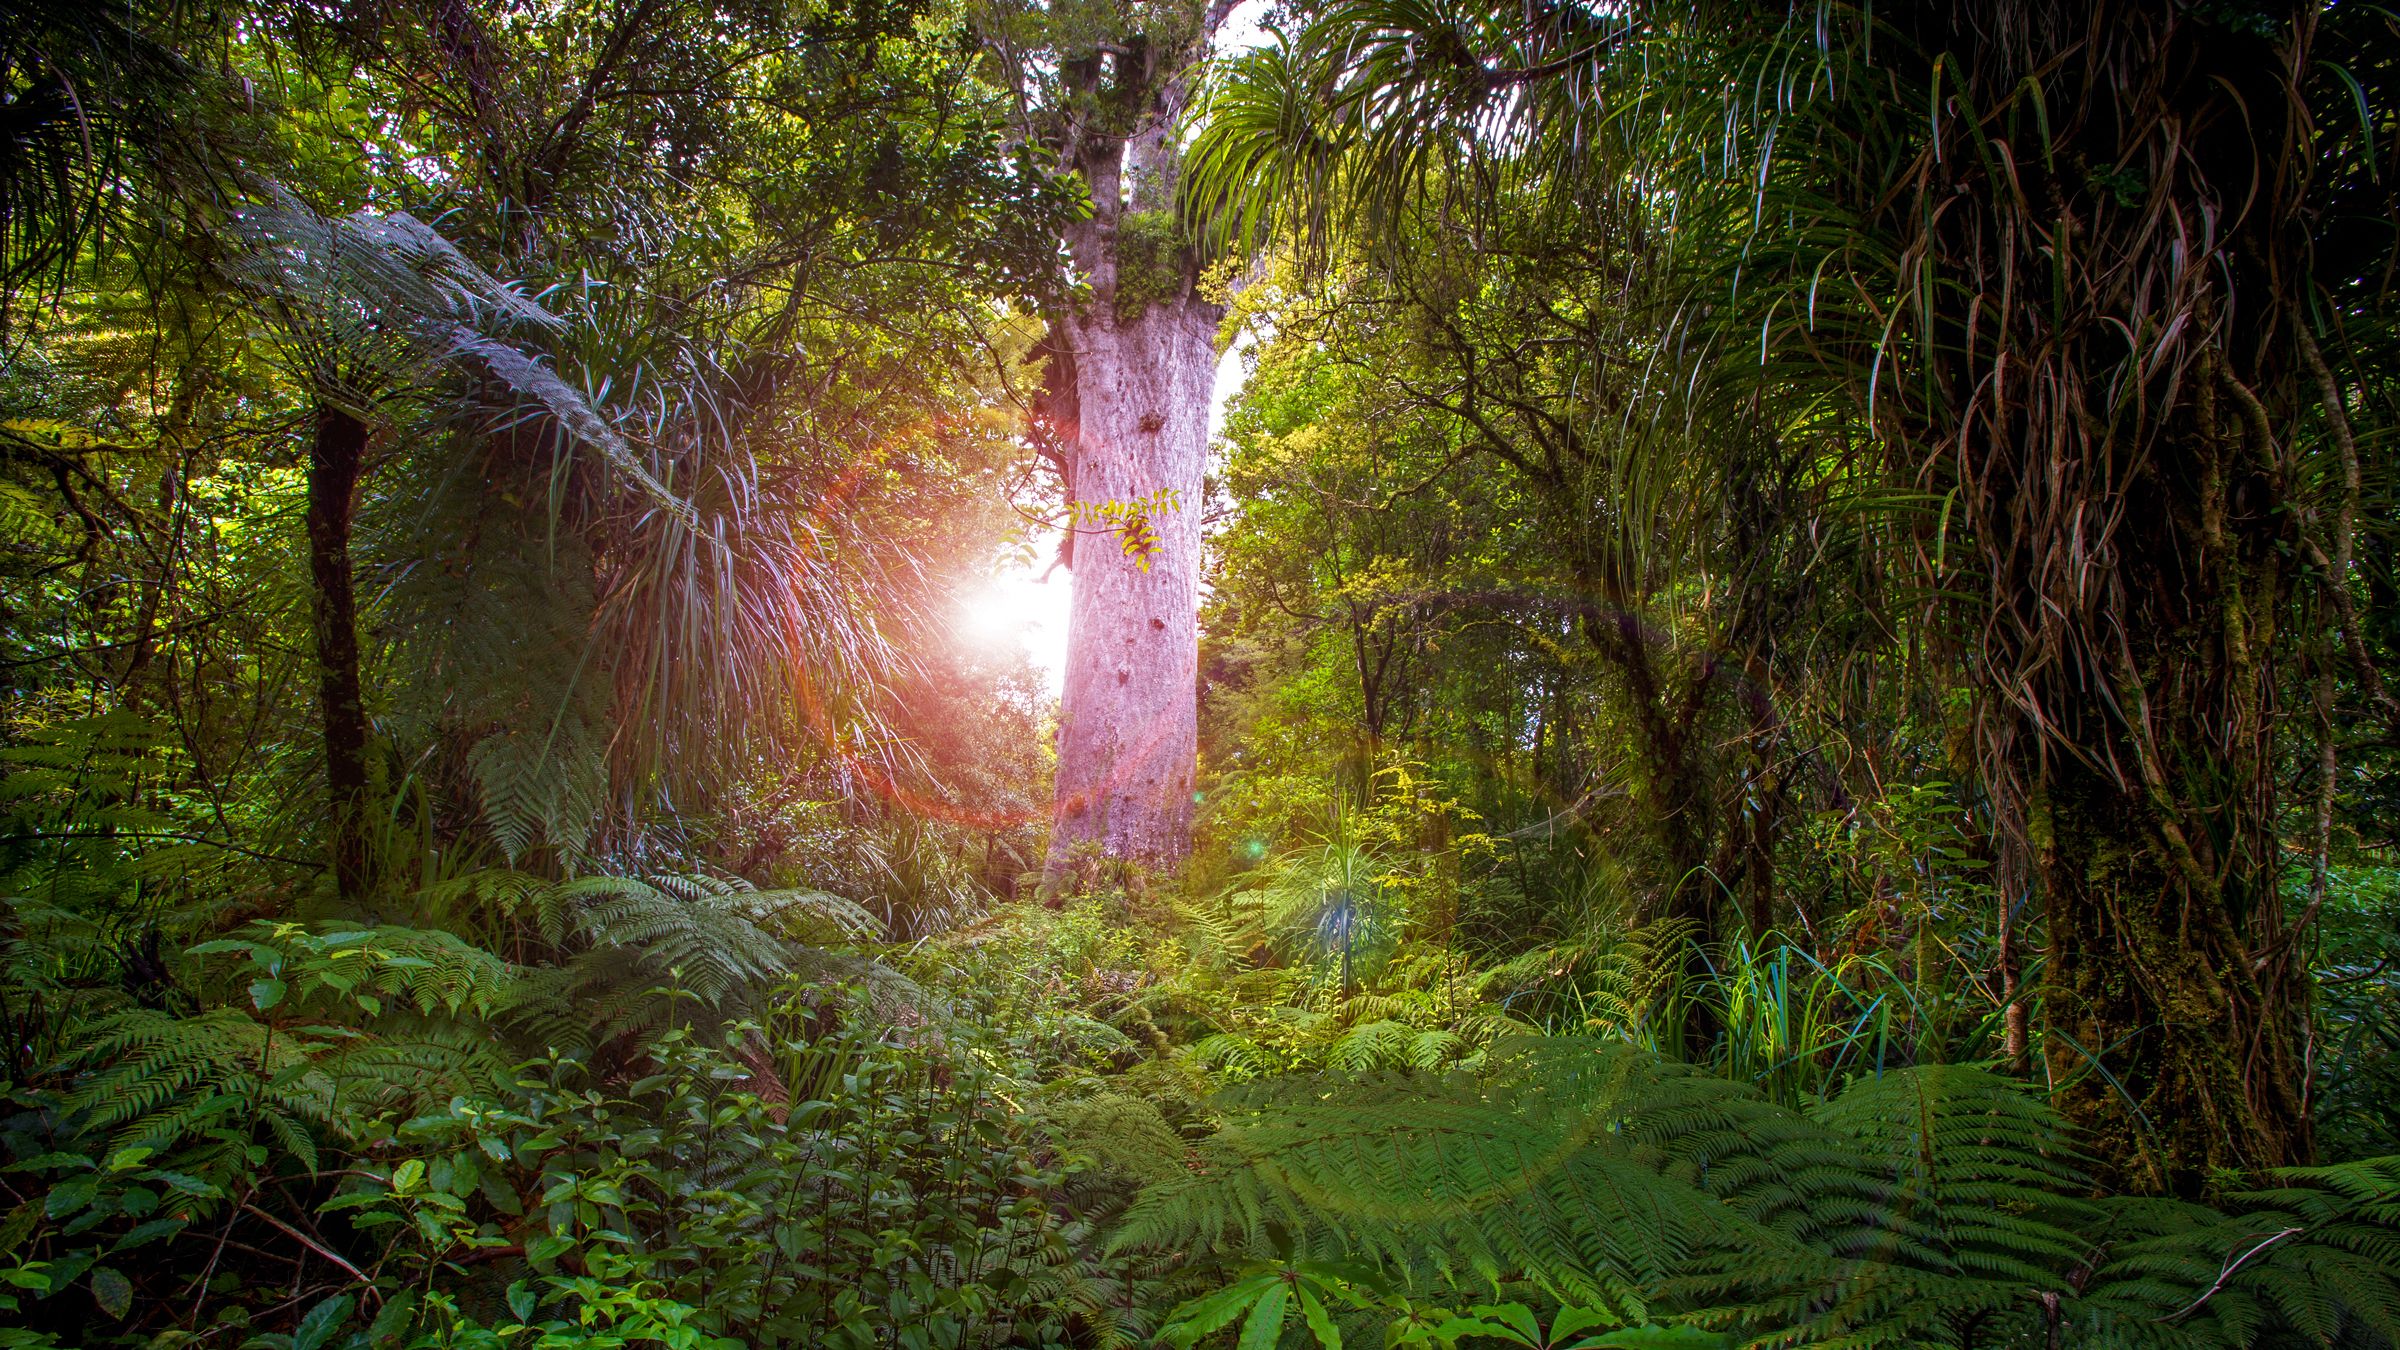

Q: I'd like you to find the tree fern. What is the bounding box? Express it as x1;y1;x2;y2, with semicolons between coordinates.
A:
222;191;683;514
1804;1065;2093;1277
33;858;894;1185
1326;1018;1465;1071
0;712;232;1069
1187;1030;1286;1080
55;1007;336;1156
462;717;608;866
1042;1089;1192;1185
2071;1159;2400;1347
1118;1039;2400;1348
1675;1065;2101;1348
414;867;890;1053
1115;1045;1786;1320
61;924;525;1164
1477;919;1697;1041
376;534;612;865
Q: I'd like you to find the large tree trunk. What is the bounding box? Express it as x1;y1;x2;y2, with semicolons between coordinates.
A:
2040;749;2310;1194
1046;296;1217;873
307;404;371;904
1038;19;1229;881
2016;321;2313;1195
1853;0;2322;1192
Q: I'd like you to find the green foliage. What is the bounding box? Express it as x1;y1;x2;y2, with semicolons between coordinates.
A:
1158;1258;1376;1350
317;987;1120;1350
224;196;671;510
0;714;216;1067
1116;1040;1785;1315
1113;210;1190;321
0;879;1114;1347
11;0;2400;1344
1121;1042;2400;1348
2314;864;2400;1157
1387;1302;1728;1350
193;921;519;1020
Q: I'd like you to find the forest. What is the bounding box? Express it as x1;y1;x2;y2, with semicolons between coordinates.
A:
5;0;2400;1345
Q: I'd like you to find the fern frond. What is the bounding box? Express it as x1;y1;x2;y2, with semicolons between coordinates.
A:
1116;1043;1792;1316
1118;1038;2379;1346
2079;1156;2400;1346
1044;1090;1191;1184
57;1008;329;1149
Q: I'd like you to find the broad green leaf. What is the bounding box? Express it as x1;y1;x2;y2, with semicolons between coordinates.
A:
1296;1283;1342;1350
109;1217;185;1251
1551;1308;1616;1344
1238;1283;1289;1350
1162;1274;1273;1348
89;1268;131;1320
366;1289;418;1348
1468;1304;1540;1347
148;1170;221;1199
0;1263;52;1292
291;1292;354;1350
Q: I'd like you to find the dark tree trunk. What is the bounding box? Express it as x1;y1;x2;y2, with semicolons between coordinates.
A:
1843;0;2323;1191
1578;604;1716;928
308;404;371;904
1574;601;1723;1058
2011;341;2314;1193
2039;752;2310;1193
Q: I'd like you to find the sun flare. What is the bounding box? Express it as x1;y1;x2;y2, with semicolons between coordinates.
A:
955;555;1072;691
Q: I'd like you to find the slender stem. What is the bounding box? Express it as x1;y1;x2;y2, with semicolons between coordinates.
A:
306;404;371;904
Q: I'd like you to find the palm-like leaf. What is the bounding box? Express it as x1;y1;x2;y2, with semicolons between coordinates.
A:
222;193;685;514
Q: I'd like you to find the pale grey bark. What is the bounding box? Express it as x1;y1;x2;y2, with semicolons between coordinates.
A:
1041;39;1227;878
1047;295;1217;872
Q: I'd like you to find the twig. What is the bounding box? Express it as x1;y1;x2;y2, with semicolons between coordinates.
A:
2156;1227;2304;1323
188;1185;250;1330
240;1202;372;1288
2320;955;2395;987
14;829;319;869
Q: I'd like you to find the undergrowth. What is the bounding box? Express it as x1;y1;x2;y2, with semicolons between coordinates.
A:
3;725;2398;1350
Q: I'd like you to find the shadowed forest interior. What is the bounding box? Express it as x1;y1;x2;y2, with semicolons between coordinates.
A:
6;0;2400;1346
